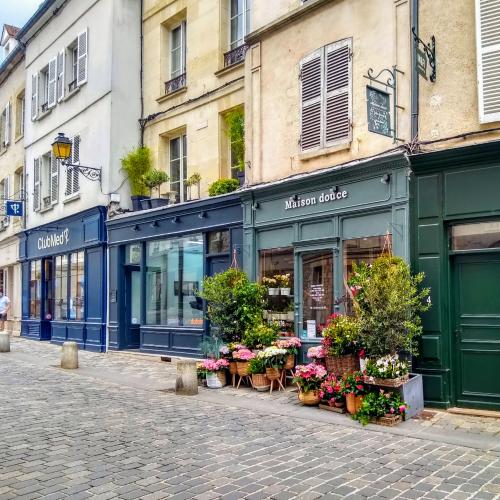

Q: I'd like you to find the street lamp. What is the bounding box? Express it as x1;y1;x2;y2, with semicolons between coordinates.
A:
51;132;102;182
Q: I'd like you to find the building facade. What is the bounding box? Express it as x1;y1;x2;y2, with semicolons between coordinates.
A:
18;0;141;350
0;25;25;335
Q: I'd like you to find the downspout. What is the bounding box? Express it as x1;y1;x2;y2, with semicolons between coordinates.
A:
139;0;145;147
410;0;419;140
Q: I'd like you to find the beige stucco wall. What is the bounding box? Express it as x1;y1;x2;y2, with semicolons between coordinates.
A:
143;0;245;196
418;0;500;148
245;0;412;185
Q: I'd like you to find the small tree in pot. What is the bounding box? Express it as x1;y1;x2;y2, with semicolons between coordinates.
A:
120;146;152;210
142;169;170;208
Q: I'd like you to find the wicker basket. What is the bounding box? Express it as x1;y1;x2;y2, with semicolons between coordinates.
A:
370;414;402;427
298;390;321;406
265;367;281;381
363;373;409;388
325;354;358;375
252;373;270;391
284;354;295;370
346;393;364;414
229;361;237;375
236;361;250;376
216;371;227;387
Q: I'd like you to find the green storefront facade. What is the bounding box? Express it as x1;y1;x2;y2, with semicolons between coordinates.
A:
410;142;500;411
242;153;410;364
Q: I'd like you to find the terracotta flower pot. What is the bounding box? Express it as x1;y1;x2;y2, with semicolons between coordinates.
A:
298;390;321;406
284;354;295;370
236;361;250;376
346;393;364;414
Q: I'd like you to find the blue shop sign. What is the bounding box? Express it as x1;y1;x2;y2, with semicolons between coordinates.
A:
5;201;23;216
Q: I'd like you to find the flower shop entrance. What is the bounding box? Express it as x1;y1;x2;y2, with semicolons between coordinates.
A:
451;252;500;410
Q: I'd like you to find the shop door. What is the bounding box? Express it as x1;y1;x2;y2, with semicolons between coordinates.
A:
124;267;141;349
300;250;334;340
452;253;500;410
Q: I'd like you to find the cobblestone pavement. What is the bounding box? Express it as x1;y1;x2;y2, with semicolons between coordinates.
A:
1;339;499;500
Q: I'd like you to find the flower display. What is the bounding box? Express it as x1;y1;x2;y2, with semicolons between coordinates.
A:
274;337;302;354
201;358;229;372
339;371;366;396
257;347;288;368
274;273;291;287
232;348;256;361
364;354;409;380
262;276;278;287
352;389;407;425
292;363;327;392
219;345;230;356
318;374;343;406
306;345;326;359
321;313;360;356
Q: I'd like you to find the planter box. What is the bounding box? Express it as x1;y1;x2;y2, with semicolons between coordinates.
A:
149;198;170;208
319;403;346;414
370;414;402;427
363;373;409;388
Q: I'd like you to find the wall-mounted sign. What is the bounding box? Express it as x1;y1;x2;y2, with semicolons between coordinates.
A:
285;188;348;210
5;201;23;216
37;228;70;250
416;48;428;80
366;86;391;138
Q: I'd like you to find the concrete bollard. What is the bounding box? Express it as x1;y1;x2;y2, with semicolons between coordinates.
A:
175;360;198;396
61;341;78;369
0;332;10;353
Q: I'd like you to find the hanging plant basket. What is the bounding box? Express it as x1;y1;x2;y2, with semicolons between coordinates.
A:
325;354;358;375
363;374;409;388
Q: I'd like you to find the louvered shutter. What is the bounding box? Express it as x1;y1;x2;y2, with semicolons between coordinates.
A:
57;49;65;102
300;50;322;151
33;158;41;211
31;73;38;121
65;135;80;196
3;177;9;226
48;57;57;108
4;102;10;146
476;0;500;123
76;29;88;85
50;153;59;204
325;39;351;145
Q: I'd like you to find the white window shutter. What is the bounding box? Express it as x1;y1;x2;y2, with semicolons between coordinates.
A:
324;39;352;146
4;102;10;146
300;49;322;151
50;153;59;204
76;29;88;85
181;21;187;74
48;57;57;108
65;135;80;196
33;157;41;211
31;73;38;121
476;0;500;123
3;177;9;226
57;49;65;102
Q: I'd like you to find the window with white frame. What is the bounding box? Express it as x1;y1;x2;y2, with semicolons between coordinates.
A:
0;175;11;227
65;135;80;197
170;22;186;79
230;0;251;50
299;38;352;152
39;66;50;113
15;92;24;138
33;152;58;211
0;103;10;149
169;135;187;203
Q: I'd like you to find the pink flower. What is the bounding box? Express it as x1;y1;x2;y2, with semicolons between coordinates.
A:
327;386;334;394
399;405;406;413
390;407;395;414
232;348;256;361
319;390;324;399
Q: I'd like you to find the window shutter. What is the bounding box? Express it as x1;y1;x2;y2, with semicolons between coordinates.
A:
476;0;500;123
4;102;10;146
33;157;41;211
76;29;88;85
300;50;322;151
181;21;187;74
66;135;80;196
325;39;351;145
3;177;9;226
57;49;65;102
50;153;59;204
31;73;38;121
48;57;57;108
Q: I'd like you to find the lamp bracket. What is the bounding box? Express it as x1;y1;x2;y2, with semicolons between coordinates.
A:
62;161;102;182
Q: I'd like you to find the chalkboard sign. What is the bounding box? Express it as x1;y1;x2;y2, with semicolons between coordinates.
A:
366;86;391;138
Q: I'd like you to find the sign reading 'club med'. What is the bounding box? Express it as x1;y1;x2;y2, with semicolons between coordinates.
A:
285;189;349;210
37;228;70;250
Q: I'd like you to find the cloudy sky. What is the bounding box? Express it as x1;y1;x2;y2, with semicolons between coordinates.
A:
1;0;43;60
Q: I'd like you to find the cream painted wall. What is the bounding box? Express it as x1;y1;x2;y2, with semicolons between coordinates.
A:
143;0;245;198
245;0;412;184
418;0;500;148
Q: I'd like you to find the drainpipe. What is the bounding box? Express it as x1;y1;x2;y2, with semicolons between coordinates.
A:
410;0;419;140
139;0;145;147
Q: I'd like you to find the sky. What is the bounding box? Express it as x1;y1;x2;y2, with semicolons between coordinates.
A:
0;0;43;60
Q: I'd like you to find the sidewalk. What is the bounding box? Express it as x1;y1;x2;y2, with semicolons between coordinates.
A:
8;337;500;453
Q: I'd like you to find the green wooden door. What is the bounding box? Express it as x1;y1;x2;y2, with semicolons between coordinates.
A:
452;253;500;410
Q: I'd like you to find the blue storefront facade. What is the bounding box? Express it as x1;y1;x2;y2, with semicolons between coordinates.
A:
106;193;243;357
19;207;107;351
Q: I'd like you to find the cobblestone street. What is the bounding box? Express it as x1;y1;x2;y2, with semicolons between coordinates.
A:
1;339;499;500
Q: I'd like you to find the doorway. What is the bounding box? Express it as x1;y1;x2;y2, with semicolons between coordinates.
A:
124;267;141;349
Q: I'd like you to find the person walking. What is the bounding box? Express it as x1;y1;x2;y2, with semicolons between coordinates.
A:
0;292;11;331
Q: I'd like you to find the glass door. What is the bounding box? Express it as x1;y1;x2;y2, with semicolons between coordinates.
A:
300;250;334;339
124;267;141;349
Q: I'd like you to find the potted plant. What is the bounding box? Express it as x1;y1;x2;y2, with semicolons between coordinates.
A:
262;276;279;295
292;363;327;405
120;146;152;210
258;346;287;389
232;347;256;377
225;343;246;386
275;273;291;295
242;323;279;351
274;337;301;370
319;374;344;409
340;371;366;414
352;389;407;426
306;345;326;365
186;172;201;200
208;178;240;196
247;356;270;391
321;314;360;375
364;354;410;387
142;169;170;209
200;358;229;389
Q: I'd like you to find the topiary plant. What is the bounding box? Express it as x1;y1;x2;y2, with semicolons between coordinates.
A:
242;323;279;350
208;178;240;197
121;146;152;196
143;169;169;197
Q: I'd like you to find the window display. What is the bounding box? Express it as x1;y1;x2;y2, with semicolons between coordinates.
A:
29;260;41;319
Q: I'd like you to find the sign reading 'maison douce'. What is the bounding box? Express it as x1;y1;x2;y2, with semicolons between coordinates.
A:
285;189;348;210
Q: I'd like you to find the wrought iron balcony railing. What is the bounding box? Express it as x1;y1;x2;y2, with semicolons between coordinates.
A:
224;44;248;68
165;73;186;95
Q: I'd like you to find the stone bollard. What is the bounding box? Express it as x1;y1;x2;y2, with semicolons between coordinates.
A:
61;341;78;369
175;360;198;396
0;332;10;353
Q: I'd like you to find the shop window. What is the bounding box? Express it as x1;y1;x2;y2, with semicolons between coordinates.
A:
29;260;42;319
54;255;68;320
145;234;203;327
451;221;500;251
70;251;85;320
208;230;229;254
126;243;142;265
259;247;295;335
